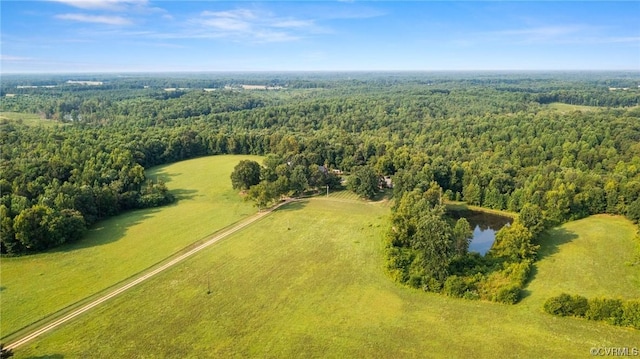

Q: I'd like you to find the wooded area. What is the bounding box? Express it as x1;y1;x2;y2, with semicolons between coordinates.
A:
1;72;639;258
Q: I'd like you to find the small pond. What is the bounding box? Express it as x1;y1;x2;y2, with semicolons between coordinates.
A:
447;209;513;255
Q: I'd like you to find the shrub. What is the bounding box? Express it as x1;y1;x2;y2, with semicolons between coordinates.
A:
408;275;423;289
494;284;521;304
502;260;532;286
543;293;588;317
462;290;480;301
443;275;468;298
545;295;640;330
622;300;640;329
544;294;568;315
423;277;442;292
385;246;413;283
585;298;624;325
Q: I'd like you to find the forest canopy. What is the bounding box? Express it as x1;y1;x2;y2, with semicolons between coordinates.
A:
1;72;639;255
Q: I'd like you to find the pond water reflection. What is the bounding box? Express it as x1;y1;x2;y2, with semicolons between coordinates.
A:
447;209;513;255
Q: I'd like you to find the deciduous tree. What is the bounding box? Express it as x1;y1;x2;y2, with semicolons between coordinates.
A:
348;165;379;200
231;160;262;191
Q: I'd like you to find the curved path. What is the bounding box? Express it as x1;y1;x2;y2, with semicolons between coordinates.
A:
6;199;294;350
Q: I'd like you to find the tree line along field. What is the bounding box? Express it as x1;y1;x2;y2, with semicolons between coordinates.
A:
0;155;260;339
2;73;640;257
1;73;640;355
11;192;640;358
3;153;639;357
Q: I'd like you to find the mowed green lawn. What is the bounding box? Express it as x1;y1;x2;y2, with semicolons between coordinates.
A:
14;200;640;358
0;155;261;338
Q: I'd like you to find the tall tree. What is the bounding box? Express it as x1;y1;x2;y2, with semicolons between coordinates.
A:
245;181;277;209
490;221;538;262
13;204;53;251
412;213;455;282
230;160;262;191
518;203;545;236
348;165;379;200
289;165;309;196
452;218;473;257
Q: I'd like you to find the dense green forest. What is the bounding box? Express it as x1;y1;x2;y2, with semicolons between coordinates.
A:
1;72;639;261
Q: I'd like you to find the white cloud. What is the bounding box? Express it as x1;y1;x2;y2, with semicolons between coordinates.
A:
486;25;640;47
201;17;251;32
606;36;640;44
49;0;167;27
272;20;315;29
49;0;148;11
56;13;132;25
201;9;258;20
192;8;320;43
0;55;34;62
495;25;585;38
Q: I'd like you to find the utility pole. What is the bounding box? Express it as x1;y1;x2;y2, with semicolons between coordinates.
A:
207;275;211;295
326;185;329;197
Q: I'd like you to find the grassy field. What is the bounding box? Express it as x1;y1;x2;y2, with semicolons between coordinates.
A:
13;199;640;358
547;103;639;114
523;214;640;306
0;112;58;126
546;102;602;113
0;155;261;338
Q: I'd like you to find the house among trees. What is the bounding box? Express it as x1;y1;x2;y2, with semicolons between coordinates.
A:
318;165;329;174
383;176;393;189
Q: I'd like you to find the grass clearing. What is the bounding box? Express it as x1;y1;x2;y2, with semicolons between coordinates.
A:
0;155;261;338
523;214;640;307
0;112;58;127
327;189;362;202
13;201;640;358
547;102;602;113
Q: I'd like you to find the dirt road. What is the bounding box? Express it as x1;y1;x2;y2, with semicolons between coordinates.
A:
6;199;293;350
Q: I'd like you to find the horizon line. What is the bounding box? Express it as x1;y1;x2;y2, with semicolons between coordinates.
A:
3;69;640;76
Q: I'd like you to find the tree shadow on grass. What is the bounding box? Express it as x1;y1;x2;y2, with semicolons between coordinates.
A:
372;188;394;202
274;200;308;213
523;227;579;292
520;267;537;301
50;185;201;254
519;287;533;301
535;227;579;261
47;207;162;254
169;188;199;201
147;169;180;185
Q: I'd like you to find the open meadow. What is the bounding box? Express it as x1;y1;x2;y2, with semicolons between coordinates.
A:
1;155;261;339
523;214;640;305
13;197;640;358
546;102;602;112
0;112;57;127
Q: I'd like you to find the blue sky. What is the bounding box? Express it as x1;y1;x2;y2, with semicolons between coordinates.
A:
1;1;639;73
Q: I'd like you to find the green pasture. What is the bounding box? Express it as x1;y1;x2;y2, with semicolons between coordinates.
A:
546;102;601;112
14;200;640;358
0;155;261;338
0;112;57;127
523;214;640;306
